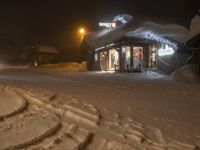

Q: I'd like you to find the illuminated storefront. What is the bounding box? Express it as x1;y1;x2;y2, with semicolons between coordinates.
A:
83;14;192;74
94;42;161;72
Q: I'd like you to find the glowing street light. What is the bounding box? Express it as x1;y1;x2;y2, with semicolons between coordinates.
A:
79;28;86;42
79;28;85;34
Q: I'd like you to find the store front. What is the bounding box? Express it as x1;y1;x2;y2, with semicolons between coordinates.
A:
99;48;119;71
82;14;195;74
94;42;159;72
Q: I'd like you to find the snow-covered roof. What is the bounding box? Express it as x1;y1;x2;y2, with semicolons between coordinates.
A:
38;46;59;54
85;14;200;49
190;14;200;38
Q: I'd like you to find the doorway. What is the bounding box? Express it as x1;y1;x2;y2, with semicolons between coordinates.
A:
100;51;108;71
109;49;119;70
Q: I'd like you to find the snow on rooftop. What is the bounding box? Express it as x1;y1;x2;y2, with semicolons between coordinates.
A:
125;21;189;43
85;14;200;49
38;45;59;54
190;14;200;38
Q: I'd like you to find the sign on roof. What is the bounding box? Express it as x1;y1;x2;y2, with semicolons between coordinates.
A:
145;32;178;50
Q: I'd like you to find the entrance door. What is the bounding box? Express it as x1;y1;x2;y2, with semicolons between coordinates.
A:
109;49;119;70
100;51;108;71
133;47;143;71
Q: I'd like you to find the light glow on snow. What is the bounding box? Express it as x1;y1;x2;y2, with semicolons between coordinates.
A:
146;31;178;50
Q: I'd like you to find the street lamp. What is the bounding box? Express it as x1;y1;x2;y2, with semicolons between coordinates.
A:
79;28;85;34
79;28;86;42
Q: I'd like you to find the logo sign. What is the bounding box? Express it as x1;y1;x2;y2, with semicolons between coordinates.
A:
158;45;175;56
146;31;178;50
114;16;128;24
99;22;117;29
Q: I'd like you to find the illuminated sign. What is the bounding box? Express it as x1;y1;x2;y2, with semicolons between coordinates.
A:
114;15;128;24
112;22;117;28
99;22;112;28
99;22;117;29
95;43;115;51
145;32;178;50
158;45;175;56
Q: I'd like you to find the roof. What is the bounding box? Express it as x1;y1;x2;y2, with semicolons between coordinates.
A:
85;14;200;49
38;46;59;54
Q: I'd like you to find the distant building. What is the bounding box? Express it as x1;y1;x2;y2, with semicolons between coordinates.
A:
35;45;60;66
23;44;60;66
82;14;200;74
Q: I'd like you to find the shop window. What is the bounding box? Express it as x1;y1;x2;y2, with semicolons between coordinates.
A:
109;49;119;70
149;45;157;68
133;47;143;71
122;46;131;70
94;53;98;62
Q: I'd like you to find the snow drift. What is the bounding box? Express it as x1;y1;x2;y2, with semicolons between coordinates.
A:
171;64;200;83
31;62;87;72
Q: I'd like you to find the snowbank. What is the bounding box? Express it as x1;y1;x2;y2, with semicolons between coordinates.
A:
32;61;87;72
171;64;200;83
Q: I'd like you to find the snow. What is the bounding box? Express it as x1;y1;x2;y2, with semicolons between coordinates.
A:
0;88;60;150
85;14;200;49
30;61;88;72
0;70;200;149
190;14;200;38
0;88;27;118
38;45;60;54
171;64;200;83
125;22;189;43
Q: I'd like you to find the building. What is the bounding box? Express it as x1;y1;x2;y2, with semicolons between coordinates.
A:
82;14;200;74
35;45;60;66
24;44;60;66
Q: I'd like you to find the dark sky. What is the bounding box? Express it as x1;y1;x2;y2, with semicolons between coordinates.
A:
0;0;199;49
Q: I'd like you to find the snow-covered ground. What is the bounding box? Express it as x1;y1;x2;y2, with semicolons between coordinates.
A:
0;70;200;149
30;62;87;72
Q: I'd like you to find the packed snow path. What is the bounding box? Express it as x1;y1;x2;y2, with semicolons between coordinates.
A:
0;70;200;149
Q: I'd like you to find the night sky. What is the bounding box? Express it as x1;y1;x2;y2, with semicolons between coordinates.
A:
0;0;199;49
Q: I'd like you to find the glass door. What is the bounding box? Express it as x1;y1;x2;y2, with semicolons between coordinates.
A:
109;49;119;70
100;51;108;71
